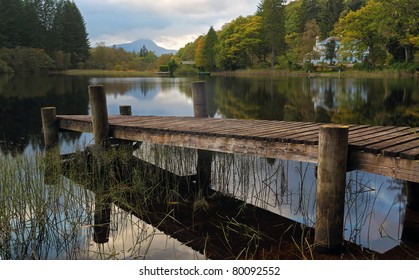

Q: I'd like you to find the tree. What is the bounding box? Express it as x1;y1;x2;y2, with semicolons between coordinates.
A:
319;0;344;37
59;0;90;66
284;0;302;35
0;0;24;48
333;0;388;66
258;0;286;68
343;0;367;13
216;16;264;70
379;0;419;62
194;35;205;70
298;0;319;33
21;0;46;49
325;39;337;64
139;45;149;57
299;19;320;62
203;26;218;71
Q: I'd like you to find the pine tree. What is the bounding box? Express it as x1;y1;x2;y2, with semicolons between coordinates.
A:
59;0;90;66
319;0;344;38
299;0;319;33
0;0;24;48
257;0;286;68
203;26;218;71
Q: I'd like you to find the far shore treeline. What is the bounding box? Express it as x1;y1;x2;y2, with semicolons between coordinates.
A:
0;0;90;73
0;0;418;75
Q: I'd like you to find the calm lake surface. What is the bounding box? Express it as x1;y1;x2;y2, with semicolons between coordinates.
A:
1;74;418;259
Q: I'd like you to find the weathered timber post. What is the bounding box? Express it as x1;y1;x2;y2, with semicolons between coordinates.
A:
119;105;132;116
41;107;58;147
41;107;61;185
88;85;110;148
315;124;349;253
406;181;419;211
191;81;212;195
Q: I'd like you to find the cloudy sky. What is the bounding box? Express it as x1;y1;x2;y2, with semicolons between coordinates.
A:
73;0;270;50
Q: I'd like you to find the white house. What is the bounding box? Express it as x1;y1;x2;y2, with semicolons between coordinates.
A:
308;36;369;65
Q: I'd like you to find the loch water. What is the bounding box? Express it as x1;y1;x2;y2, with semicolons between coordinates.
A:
1;74;418;259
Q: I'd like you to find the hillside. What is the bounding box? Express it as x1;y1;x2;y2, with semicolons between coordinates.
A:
111;39;177;56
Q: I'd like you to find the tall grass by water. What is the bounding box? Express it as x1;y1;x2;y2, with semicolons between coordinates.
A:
0;142;407;259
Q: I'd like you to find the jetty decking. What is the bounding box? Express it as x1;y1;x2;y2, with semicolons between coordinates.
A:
55;114;419;183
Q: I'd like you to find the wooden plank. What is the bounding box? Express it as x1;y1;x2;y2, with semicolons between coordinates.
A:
349;128;415;149
363;133;419;154
256;123;320;142
400;147;419;160
348;126;396;140
349;126;408;143
383;139;419;157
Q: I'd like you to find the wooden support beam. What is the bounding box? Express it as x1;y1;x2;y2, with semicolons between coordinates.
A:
315;124;349;253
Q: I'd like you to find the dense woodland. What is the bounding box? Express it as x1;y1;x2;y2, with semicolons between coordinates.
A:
0;0;89;73
177;0;418;72
0;0;418;74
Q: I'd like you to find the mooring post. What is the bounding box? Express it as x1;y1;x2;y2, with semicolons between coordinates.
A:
315;124;349;253
119;105;132;116
191;81;212;195
41;107;58;148
41;107;61;185
88;85;110;148
406;181;419;211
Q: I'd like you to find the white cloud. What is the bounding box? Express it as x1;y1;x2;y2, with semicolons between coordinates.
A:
74;0;261;49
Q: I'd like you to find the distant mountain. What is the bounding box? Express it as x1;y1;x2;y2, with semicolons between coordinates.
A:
111;39;177;56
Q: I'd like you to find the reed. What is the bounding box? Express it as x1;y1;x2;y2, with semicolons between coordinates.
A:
0;140;410;260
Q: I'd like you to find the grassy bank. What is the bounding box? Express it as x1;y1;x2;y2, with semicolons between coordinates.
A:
213;68;418;78
59;67;418;79
61;69;157;77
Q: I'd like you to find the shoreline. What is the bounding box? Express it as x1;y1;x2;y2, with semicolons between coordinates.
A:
58;68;418;79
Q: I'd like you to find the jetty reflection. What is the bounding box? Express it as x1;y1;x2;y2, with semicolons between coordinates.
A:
59;140;419;259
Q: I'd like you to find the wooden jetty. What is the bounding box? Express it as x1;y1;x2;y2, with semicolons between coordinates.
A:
41;82;419;254
53;114;419;182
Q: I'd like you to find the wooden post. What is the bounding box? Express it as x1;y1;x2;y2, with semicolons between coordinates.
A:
315;124;349;253
406;181;419;211
88;85;109;148
191;81;208;118
119;105;132;116
191;81;212;195
41;107;58;147
41;107;61;185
